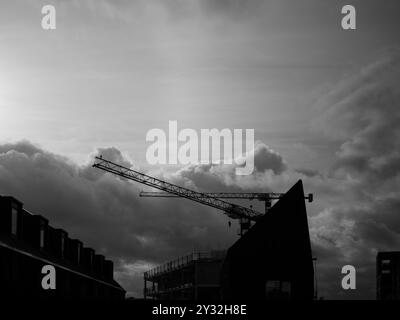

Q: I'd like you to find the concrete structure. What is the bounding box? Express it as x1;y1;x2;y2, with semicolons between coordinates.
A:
377;251;400;300
0;195;125;300
221;180;314;300
144;251;225;300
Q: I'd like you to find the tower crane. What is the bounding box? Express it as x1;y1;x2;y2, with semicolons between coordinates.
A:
139;191;313;214
92;156;263;235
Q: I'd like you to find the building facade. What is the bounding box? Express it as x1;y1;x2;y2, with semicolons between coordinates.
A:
0;195;125;300
221;180;314;300
377;251;400;300
144;251;225;300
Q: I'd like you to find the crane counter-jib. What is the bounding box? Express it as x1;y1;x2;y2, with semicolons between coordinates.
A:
92;156;262;224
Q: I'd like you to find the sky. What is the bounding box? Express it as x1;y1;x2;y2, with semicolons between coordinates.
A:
1;0;400;299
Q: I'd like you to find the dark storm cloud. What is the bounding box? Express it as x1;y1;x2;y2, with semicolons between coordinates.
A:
253;143;287;174
295;168;321;178
311;201;400;299
0;141;48;158
0;139;292;296
0;141;236;296
309;48;400;299
315;48;400;182
172;142;288;195
2;47;400;298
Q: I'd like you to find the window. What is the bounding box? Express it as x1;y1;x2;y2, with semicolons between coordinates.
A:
11;207;18;235
382;259;391;265
77;244;81;264
61;235;65;258
266;280;280;292
281;281;291;294
266;280;291;300
40;224;46;249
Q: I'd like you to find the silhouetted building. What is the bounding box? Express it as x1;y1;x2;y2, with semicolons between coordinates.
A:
144;180;314;300
221;180;314;300
0;195;125;300
144;251;225;300
377;252;400;300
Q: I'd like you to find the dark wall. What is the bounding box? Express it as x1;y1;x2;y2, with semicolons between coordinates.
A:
196;260;224;286
0;195;125;300
221;180;314;300
0;245;125;300
377;252;400;300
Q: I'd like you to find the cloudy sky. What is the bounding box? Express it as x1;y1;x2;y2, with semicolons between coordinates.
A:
1;0;400;299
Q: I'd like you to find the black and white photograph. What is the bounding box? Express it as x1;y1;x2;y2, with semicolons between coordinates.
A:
0;0;400;315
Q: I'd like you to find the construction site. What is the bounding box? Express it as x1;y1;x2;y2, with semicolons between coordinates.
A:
5;154;400;301
144;251;226;300
92;156;316;300
0;154;316;300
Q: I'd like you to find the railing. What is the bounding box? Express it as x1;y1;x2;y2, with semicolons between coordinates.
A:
144;251;226;279
144;283;193;296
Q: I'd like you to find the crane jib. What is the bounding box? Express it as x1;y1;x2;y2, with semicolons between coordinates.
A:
92;156;262;222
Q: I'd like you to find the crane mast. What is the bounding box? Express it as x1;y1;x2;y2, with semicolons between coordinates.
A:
92;156;263;235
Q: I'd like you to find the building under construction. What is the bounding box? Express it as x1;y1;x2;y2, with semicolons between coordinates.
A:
0;195;126;300
143;180;314;300
144;251;225;300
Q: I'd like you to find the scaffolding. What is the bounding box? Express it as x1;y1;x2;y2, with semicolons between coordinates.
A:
144;251;226;300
